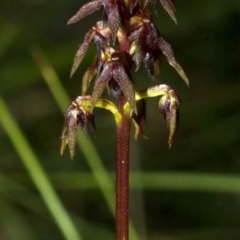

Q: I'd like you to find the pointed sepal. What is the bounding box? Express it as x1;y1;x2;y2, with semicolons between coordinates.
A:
157;35;189;86
159;0;177;24
67;0;102;25
70;28;96;78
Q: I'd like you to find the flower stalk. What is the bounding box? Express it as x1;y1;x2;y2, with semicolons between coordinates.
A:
116;93;131;240
60;0;188;239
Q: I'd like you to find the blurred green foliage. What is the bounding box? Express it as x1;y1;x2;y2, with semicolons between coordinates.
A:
0;0;240;239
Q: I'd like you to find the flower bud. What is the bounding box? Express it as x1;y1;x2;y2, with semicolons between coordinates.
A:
159;90;180;147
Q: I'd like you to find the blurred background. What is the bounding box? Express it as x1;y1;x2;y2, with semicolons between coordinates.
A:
0;0;240;239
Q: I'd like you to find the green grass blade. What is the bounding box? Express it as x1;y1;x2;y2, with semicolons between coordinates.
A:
11;171;240;194
0;97;81;240
139;172;240;193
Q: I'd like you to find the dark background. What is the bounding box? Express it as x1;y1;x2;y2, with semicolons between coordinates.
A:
0;0;240;239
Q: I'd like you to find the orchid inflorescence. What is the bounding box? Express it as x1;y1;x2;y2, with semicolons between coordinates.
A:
61;1;188;239
61;0;188;158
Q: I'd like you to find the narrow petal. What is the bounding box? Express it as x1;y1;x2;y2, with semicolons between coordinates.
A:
159;0;177;24
158;36;189;86
132;39;145;71
65;109;79;159
82;56;98;95
70;28;96;78
103;0;120;41
144;52;155;78
129;28;145;70
132;99;147;139
60;125;68;155
67;0;102;25
91;62;112;110
159;91;180;147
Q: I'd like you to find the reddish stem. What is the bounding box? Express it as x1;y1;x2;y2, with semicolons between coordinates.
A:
116;94;131;240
